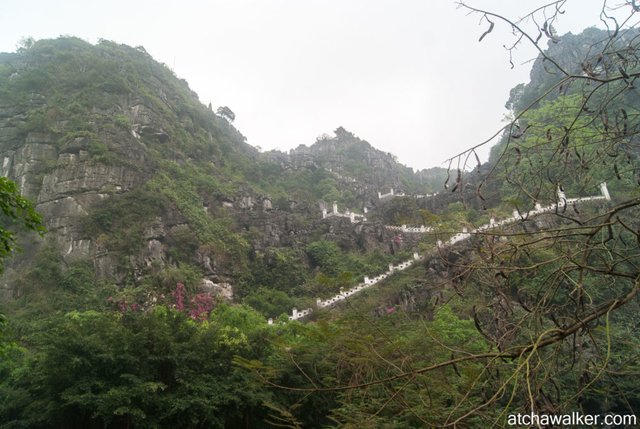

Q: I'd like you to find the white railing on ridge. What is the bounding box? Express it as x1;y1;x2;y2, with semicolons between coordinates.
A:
267;183;611;324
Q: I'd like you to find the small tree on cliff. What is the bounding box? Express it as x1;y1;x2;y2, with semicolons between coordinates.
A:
0;176;44;354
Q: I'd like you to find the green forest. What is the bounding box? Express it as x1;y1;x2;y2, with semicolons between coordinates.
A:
0;2;639;428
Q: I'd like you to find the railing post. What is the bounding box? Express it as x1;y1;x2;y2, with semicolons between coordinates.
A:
557;186;566;206
600;182;611;200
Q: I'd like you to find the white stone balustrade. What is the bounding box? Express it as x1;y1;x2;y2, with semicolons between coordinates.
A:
378;188;438;200
384;224;432;233
281;183;612;323
322;201;367;223
378;188;395;199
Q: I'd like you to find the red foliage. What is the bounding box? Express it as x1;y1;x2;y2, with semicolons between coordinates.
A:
172;282;216;321
107;283;215;320
189;293;215;321
172;282;186;311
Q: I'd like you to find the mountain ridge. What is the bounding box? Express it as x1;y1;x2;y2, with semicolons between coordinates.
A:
0;36;446;306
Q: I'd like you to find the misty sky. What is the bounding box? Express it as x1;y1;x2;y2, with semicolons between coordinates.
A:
0;1;616;170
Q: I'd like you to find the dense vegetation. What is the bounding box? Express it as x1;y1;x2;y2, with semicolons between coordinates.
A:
0;36;429;311
1;2;640;427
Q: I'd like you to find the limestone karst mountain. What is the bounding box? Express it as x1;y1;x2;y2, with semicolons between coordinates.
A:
1;22;640;427
0;37;445;305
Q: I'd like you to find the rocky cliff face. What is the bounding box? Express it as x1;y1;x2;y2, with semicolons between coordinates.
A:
286;127;446;194
0;38;257;291
0;37;447;306
0;95;166;271
260;126;448;221
506;27;640;115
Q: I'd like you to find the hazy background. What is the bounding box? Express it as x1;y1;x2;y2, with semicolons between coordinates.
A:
0;0;611;169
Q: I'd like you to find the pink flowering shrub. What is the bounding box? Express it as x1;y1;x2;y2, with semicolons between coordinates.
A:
171;282;186;311
172;282;215;321
189;293;215;320
107;282;215;321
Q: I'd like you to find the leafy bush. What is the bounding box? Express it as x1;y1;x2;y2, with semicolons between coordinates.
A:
243;287;295;318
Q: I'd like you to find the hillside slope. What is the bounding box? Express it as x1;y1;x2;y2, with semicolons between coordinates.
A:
0;37;444;307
